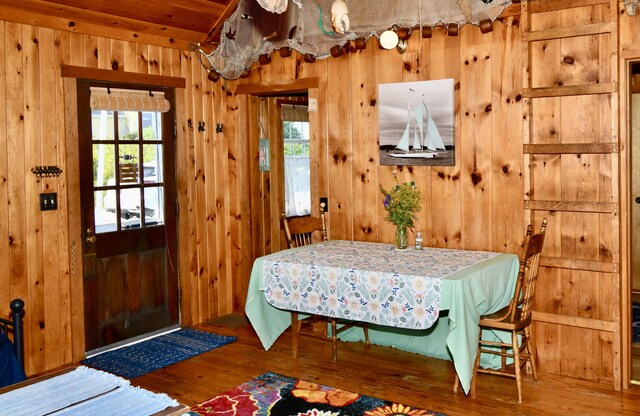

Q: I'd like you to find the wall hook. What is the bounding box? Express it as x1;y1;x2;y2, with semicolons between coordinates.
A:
216;123;224;133
31;165;63;179
198;121;205;132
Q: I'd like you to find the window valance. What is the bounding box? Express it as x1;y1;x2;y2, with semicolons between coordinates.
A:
280;104;309;122
90;87;170;113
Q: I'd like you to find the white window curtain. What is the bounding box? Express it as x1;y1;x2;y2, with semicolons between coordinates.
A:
90;87;170;112
282;104;310;217
284;155;311;217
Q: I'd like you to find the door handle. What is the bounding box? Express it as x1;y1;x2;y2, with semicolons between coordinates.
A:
85;227;96;244
636;197;640;204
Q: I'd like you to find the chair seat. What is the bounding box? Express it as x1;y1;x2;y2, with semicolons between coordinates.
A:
479;308;532;332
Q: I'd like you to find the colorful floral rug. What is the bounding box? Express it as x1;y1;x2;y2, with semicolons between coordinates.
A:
189;372;445;416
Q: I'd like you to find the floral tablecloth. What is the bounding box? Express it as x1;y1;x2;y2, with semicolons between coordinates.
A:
263;240;498;330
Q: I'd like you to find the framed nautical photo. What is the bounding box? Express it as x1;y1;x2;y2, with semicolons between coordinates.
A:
378;78;455;166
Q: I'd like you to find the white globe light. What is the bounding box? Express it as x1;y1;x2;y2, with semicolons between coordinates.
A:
379;30;399;50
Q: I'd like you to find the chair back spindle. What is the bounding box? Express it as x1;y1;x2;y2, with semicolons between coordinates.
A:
517;227;546;323
282;203;328;249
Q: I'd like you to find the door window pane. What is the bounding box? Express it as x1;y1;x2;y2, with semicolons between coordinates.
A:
92;144;115;187
118;144;140;184
118;111;139;141
92;110;115;141
142;112;162;140
142;144;163;184
94;190;117;234
119;188;141;228
144;187;164;227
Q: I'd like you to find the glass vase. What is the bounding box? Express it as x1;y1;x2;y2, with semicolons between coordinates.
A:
395;225;408;250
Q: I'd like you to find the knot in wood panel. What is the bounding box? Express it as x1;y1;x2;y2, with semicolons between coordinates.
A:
470;171;482;186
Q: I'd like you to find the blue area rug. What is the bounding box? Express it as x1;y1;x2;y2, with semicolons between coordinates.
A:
634;303;640;343
81;328;237;378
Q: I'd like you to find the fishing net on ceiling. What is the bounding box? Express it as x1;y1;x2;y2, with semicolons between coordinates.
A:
196;0;514;80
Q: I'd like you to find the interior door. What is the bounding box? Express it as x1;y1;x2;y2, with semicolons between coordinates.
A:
631;63;640;381
77;81;179;352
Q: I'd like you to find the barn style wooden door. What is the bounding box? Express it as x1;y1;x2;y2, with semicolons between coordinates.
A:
521;0;621;389
76;81;180;353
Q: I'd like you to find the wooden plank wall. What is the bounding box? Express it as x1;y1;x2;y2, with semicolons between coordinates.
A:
243;18;523;256
235;0;628;391
0;19;233;376
0;0;636;391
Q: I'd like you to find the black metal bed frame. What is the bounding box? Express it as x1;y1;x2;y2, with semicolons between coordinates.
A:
0;299;25;369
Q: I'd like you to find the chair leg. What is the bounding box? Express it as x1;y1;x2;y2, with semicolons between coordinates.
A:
471;332;481;399
330;318;338;362
291;312;300;358
453;373;460;393
512;330;523;403
524;326;538;381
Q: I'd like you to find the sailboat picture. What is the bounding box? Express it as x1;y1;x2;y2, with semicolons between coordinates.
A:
379;79;455;166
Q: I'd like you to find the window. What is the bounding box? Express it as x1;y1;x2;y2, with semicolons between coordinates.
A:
283;118;310;217
92;109;165;233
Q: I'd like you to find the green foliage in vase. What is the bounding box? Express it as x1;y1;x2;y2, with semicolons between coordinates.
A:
380;170;422;230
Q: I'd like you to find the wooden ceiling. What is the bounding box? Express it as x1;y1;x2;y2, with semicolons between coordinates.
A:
0;0;239;50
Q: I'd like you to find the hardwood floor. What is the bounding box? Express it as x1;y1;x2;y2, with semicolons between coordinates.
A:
132;316;640;416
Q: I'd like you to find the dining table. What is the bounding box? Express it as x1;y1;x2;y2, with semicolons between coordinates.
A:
244;239;519;394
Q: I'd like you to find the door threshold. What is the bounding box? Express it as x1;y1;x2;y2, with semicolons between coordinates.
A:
85;324;181;359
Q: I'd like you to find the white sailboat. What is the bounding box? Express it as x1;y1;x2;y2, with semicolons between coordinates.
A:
390;90;446;159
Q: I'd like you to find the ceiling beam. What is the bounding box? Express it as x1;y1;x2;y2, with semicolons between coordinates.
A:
0;0;202;49
200;0;239;49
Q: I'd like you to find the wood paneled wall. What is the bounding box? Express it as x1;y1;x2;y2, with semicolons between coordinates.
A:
0;0;637;391
0;20;234;376
234;0;628;391
242;18;524;255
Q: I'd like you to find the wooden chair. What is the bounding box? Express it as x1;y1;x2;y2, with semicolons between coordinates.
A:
455;218;547;403
281;204;328;249
281;203;369;361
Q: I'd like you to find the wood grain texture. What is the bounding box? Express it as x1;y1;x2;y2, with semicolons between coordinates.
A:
0;0;634;393
0;20;8;314
132;321;640;416
0;19;235;374
525;1;620;388
350;46;378;243
401;32;433;248
459;25;493;250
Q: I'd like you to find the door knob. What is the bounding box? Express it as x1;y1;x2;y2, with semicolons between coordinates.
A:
636;197;640;204
85;227;96;244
